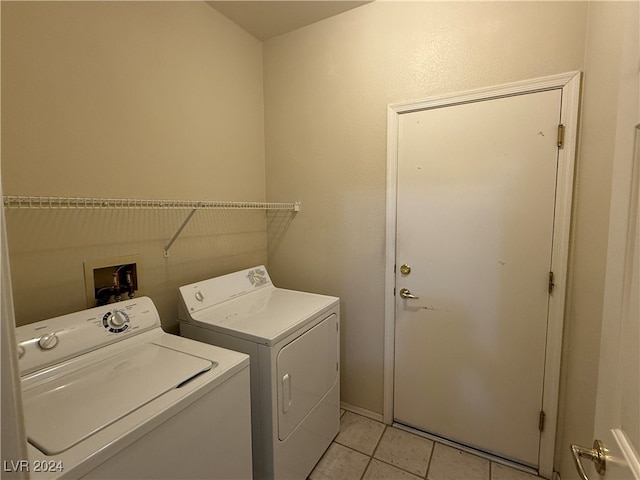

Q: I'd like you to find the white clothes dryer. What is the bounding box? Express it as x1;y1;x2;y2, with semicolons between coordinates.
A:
15;297;252;480
178;266;340;480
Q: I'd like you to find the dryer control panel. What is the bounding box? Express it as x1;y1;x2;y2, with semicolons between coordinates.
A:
179;265;273;315
15;297;161;375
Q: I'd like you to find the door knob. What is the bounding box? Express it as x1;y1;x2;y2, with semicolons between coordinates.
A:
399;288;420;299
570;440;606;480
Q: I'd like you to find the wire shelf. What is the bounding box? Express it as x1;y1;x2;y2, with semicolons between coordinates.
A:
3;196;300;211
3;195;300;258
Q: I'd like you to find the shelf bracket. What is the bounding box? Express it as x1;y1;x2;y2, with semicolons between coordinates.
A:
163;204;202;258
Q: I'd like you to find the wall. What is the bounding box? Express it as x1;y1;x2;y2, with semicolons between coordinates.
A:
1;2;267;329
262;1;618;477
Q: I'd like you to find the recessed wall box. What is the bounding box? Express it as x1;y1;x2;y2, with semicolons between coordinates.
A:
83;255;140;307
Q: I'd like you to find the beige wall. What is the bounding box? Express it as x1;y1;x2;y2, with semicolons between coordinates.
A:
262;1;627;477
1;2;267;329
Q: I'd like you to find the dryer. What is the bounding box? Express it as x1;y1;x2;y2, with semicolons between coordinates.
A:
15;297;252;480
178;266;340;480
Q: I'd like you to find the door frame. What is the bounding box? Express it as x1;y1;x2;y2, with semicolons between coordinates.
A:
383;71;582;478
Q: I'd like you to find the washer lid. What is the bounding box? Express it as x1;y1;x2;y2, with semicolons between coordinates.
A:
187;288;338;345
23;343;214;455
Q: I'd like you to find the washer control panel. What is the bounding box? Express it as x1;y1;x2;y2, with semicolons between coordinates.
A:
15;297;160;376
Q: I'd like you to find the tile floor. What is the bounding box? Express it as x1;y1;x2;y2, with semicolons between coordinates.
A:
309;410;544;480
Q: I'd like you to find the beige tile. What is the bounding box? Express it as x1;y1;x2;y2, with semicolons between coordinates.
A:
334;411;386;455
373;427;434;477
309;443;370;480
491;463;541;480
427;443;489;480
363;459;423;480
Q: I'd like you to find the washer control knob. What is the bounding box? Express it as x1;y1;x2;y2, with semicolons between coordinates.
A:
38;333;59;350
102;310;130;333
108;310;128;328
195;291;204;302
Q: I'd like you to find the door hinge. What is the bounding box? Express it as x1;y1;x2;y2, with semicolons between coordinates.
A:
548;271;555;294
557;124;565;149
539;410;546;432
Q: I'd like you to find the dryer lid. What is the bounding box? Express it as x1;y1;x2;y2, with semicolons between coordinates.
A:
23;343;214;455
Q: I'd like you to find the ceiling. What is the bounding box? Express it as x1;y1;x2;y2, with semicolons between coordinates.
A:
207;1;371;41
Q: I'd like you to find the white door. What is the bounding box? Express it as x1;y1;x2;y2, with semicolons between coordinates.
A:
1;155;30;479
393;89;563;467
569;6;638;478
571;124;640;480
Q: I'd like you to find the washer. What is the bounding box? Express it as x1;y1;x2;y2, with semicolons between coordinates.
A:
178;266;340;480
15;296;252;480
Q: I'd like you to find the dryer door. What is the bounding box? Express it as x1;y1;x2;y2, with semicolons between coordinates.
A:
277;313;338;441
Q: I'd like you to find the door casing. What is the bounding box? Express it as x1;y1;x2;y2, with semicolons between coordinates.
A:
384;71;582;478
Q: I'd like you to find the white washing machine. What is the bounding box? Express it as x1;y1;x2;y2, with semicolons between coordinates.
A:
178;266;340;480
15;296;253;480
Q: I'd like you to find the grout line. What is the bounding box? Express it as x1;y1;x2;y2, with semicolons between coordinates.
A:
423;439;436;480
370;424;387;459
358;424;387;480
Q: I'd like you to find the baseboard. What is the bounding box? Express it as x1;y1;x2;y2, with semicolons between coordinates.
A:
340;402;385;423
